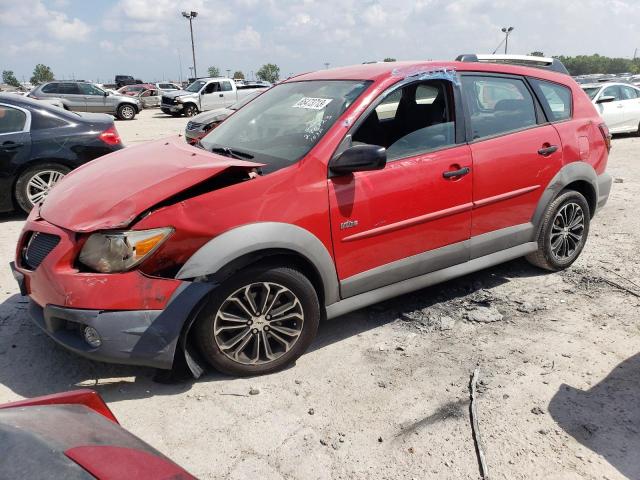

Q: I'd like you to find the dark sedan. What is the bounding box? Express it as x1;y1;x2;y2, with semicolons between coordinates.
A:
0;94;123;213
0;389;195;479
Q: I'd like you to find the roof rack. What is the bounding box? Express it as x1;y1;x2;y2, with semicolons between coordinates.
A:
455;54;569;75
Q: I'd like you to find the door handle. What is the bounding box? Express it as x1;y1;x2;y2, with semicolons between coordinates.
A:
442;166;470;179
538;145;558;156
1;141;23;151
219;93;223;97
616;105;624;108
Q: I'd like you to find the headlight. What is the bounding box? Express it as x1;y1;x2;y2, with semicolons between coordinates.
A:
78;228;173;273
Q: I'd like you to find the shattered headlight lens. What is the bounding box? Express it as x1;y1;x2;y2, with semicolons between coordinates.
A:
78;228;173;273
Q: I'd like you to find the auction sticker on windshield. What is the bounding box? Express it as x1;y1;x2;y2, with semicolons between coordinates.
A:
293;97;333;110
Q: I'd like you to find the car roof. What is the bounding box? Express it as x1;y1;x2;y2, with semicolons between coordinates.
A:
581;82;638;88
289;60;572;85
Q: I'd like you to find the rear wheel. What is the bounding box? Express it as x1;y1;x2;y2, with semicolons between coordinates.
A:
526;190;590;271
15;163;70;213
117;104;136;120
194;266;320;376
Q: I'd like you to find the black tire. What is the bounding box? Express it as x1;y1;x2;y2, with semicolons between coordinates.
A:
15;163;70;213
194;265;320;376
182;103;198;117
161;108;171;115
117;103;136;120
526;190;591;271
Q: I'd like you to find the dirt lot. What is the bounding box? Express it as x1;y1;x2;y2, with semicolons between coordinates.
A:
0;109;638;479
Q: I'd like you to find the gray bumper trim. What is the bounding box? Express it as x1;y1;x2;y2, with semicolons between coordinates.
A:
596;172;613;211
28;281;215;370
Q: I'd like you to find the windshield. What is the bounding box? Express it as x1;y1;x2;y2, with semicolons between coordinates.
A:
185;80;206;93
582;86;600;100
230;91;262;110
201;80;371;173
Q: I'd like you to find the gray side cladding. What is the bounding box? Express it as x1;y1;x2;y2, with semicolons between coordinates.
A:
176;222;340;305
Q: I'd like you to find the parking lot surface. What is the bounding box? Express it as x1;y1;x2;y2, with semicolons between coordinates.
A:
0;115;638;479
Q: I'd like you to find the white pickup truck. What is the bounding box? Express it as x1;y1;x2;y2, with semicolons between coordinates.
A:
160;77;269;117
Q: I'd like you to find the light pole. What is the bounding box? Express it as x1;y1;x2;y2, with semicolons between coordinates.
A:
501;27;514;54
226;69;231;78
182;11;198;78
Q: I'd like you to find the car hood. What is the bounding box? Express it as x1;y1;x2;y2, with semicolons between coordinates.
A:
162;89;195;99
190;107;234;124
40;137;263;232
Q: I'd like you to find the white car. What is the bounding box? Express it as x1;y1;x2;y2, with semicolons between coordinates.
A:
582;82;640;134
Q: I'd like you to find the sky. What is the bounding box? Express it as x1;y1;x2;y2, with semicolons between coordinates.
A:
1;0;639;83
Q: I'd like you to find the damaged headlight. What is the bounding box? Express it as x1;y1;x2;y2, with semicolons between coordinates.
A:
78;228;173;273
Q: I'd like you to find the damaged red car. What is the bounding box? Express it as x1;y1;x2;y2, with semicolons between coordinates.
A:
11;55;612;377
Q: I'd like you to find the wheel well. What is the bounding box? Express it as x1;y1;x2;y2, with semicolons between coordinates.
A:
563;180;596;217
119;103;139;113
203;249;327;308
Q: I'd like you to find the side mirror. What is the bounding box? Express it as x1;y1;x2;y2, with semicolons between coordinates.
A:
103;91;109;97
596;95;616;104
329;144;386;175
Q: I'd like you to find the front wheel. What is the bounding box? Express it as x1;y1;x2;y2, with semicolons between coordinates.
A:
15;163;70;213
182;104;198;117
526;190;590;271
117;104;136;120
194;266;320;376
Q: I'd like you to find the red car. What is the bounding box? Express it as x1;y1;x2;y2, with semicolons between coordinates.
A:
11;55;612;377
0;390;195;479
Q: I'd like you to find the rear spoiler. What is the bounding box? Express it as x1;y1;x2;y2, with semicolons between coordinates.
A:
456;54;570;75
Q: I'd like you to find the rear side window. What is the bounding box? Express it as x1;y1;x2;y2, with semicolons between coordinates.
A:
0;106;27;134
59;83;80;94
530;79;572;122
221;81;233;92
41;83;59;94
31;111;68;130
461;76;537;140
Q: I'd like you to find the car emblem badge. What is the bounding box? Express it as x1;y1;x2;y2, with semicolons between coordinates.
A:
340;220;359;230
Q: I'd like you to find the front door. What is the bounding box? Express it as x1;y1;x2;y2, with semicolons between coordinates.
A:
200;82;223;111
329;79;473;298
79;83;109;113
459;74;563;252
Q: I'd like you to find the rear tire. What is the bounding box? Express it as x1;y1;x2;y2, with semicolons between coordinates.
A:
15;163;70;213
117;104;136;120
194;265;320;376
526;190;590;271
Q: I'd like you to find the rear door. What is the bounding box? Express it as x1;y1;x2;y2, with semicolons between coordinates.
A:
219;81;236;107
460;74;563;256
329;79;473;298
0;104;31;211
59;83;86;111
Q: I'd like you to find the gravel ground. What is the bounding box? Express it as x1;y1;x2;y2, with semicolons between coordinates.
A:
0;110;638;479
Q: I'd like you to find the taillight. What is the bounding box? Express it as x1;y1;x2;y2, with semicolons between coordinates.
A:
99;125;122;146
598;123;611;153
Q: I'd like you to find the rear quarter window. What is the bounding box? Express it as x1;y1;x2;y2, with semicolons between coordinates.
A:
530;79;572;122
0;106;27;134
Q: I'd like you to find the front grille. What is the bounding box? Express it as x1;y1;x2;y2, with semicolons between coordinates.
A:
23;232;60;269
162;96;176;105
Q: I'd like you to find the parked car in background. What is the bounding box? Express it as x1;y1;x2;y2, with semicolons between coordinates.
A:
0;93;123;212
117;83;157;96
185;90;262;144
12;56;612;378
582;82;640;134
155;82;181;92
115;75;143;88
138;88;161;109
0;389;195;479
29;81;140;120
161;77;269;117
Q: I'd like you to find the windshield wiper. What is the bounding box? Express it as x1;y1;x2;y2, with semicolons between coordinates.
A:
209;146;254;160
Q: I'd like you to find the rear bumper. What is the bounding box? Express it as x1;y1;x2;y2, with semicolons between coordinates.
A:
596;172;613;212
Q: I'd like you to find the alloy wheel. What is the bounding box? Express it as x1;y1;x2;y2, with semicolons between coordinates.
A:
550;202;585;260
26;170;65;206
213;282;304;365
121;105;135;119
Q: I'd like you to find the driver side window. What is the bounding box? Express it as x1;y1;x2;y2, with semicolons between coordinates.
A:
602;86;622;101
204;82;220;94
352;80;456;161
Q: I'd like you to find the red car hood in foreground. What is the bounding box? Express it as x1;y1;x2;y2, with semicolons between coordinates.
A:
40;137;262;232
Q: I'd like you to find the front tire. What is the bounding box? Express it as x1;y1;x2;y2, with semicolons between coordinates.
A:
194;266;320;376
182;104;198;117
117;103;136;120
15;163;70;213
526;190;590;271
